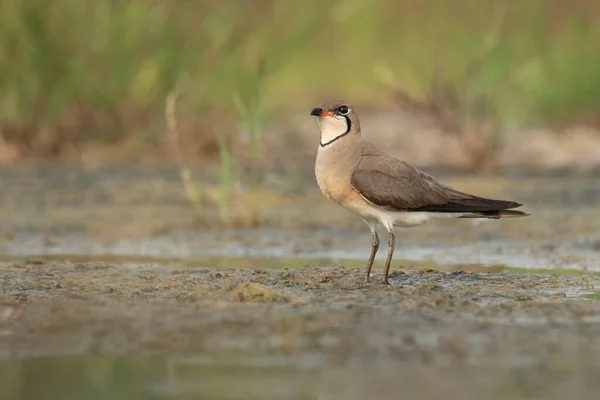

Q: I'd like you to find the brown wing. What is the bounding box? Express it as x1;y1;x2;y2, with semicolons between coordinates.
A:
350;147;521;213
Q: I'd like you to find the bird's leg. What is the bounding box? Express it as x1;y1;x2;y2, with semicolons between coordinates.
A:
382;231;396;285
364;230;380;283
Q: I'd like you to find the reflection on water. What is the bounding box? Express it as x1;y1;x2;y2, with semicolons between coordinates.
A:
2;354;599;400
0;356;319;400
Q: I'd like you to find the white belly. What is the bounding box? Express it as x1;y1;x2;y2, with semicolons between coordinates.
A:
364;206;457;230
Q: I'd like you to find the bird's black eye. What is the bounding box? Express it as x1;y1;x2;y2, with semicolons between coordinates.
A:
338;105;349;115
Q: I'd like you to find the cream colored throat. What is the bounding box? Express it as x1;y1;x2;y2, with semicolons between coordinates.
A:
318;116;349;146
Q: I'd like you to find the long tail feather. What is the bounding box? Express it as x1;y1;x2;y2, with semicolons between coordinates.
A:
459;209;530;219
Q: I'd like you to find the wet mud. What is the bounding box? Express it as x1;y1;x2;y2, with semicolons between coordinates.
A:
1;261;600;399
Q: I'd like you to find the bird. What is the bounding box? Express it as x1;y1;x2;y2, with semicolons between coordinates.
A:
310;100;529;284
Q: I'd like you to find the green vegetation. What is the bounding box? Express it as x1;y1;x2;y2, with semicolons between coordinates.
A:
1;0;600;160
578;291;600;300
4;252;598;276
485;265;600;276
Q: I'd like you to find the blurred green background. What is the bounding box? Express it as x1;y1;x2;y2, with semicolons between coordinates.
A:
1;0;599;163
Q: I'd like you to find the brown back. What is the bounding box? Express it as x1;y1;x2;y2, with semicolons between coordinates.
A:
351;142;522;212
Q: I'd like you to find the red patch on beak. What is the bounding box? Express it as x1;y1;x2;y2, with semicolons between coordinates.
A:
321;111;335;118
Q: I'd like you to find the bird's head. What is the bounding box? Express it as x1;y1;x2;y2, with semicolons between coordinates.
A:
310;100;359;146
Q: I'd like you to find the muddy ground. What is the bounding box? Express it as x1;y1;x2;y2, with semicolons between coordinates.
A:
1;165;600;398
1;260;600;399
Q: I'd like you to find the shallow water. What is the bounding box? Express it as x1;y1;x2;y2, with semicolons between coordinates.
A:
1;164;599;271
2;353;600;400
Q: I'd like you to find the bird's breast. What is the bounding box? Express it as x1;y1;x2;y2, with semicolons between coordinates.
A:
315;146;361;207
314;155;337;201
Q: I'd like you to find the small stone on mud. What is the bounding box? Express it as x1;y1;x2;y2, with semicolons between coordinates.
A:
252;269;267;275
416;268;440;274
515;294;534;301
280;269;294;280
227;282;288;303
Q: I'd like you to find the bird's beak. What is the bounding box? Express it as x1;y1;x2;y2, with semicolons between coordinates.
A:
310;108;334;118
